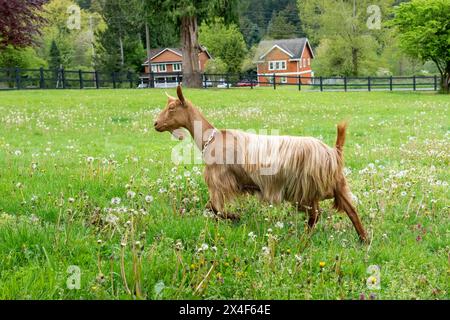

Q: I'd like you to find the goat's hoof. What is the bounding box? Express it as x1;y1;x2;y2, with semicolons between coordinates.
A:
217;212;240;222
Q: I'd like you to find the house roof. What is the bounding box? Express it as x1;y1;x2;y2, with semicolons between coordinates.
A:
255;38;314;61
142;46;211;65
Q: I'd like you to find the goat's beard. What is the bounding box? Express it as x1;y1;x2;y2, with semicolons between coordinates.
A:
171;128;188;141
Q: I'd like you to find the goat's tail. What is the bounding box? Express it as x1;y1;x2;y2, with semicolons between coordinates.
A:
335;121;348;156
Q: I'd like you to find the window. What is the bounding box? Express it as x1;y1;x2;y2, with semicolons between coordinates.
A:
281;77;287;84
307;58;311;66
268;60;287;71
151;65;157;72
158;64;166;72
173;63;182;71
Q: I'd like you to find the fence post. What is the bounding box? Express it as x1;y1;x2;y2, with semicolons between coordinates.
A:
434;75;437;91
128;71;133;88
250;76;254;89
273;73;276;89
39;67;44;89
112;72;116;89
79;70;83;89
61;67;66;89
94;70;99;89
319;76;323;92
298;75;301;91
368;76;371;92
344;76;347;92
15;67;21;89
389;76;393;91
413;75;416;91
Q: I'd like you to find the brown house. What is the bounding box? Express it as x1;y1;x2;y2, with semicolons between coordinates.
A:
141;47;211;87
255;38;314;86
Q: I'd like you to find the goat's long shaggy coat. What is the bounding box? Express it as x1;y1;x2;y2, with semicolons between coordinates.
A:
155;85;368;242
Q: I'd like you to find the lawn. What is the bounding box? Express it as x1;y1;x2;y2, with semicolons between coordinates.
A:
0;88;448;300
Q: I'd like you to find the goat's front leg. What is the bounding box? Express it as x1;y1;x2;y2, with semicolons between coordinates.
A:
307;201;321;229
205;188;240;221
204;165;241;221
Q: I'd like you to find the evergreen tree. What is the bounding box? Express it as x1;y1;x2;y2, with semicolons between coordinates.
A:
49;40;62;71
266;12;298;39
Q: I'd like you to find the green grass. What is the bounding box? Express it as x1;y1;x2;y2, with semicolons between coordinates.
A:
0;88;448;300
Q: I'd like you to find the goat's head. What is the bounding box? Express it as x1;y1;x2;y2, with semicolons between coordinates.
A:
154;85;190;136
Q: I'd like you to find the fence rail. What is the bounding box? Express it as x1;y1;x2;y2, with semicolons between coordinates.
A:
0;67;439;92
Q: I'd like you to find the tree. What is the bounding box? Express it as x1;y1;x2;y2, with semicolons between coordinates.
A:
0;0;47;49
266;12;298;40
239;16;261;48
391;0;450;93
151;0;239;87
37;0;105;70
298;0;394;76
204;57;227;74
95;0;145;72
49;40;62;71
199;18;247;73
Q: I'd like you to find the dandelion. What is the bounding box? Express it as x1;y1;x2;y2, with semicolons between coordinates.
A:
145;195;154;203
248;232;257;241
105;214;119;224
97;239;103;245
175;240;183;251
295;254;302;263
351;193;360;204
275;221;284;229
158;188;167;194
126;190;136;199
29;214;39;224
368;276;377;285
261;246;270;256
31;195;38;202
198;243;209;252
111;197;121;205
68;197;75;203
16;182;23;189
14;150;22;156
184;171;191;178
319;261;326;268
400;191;407;197
86;156;94;163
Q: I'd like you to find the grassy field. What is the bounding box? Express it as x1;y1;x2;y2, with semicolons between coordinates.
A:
0;88;448;300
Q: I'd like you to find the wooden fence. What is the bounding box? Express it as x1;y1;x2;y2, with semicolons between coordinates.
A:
0;67;439;92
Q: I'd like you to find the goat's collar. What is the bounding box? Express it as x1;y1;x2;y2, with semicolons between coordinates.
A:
202;128;218;156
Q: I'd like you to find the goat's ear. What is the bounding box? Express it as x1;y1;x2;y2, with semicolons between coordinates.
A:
165;91;176;101
177;84;186;105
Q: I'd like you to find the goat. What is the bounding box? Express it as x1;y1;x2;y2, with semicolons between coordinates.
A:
154;85;368;243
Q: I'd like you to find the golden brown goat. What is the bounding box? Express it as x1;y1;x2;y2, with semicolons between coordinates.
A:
154;85;368;242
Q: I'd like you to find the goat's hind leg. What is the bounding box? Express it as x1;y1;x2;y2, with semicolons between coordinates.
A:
334;182;368;243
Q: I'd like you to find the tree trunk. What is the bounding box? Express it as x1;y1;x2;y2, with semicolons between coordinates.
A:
181;16;202;88
119;37;124;67
351;47;358;76
145;22;153;88
442;63;450;93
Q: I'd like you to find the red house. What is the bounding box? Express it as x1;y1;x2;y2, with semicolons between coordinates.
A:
256;38;314;86
141;47;211;87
